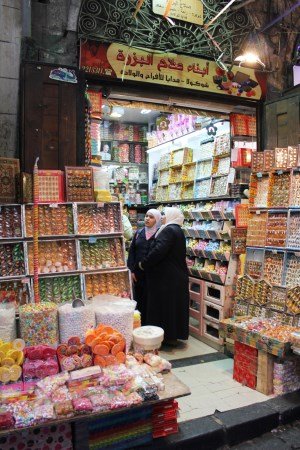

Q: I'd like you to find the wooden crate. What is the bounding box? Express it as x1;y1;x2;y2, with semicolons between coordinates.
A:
256;351;274;395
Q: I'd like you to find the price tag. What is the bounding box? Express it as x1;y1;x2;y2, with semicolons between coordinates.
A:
89;237;97;244
50;203;58;208
256;210;261;215
294;252;300;257
277;170;283;175
256;172;262;178
272;250;278;254
97;202;104;208
21;278;30;284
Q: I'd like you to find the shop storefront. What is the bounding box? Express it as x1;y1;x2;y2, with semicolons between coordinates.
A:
0;1;300;449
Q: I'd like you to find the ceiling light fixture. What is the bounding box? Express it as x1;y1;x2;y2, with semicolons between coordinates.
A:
141;109;152;114
234;51;265;68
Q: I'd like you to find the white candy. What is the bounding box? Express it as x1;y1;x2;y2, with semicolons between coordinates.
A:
42;267;50;274
58;303;95;343
46;260;53;267
55;262;62;267
0;304;16;342
50;265;57;273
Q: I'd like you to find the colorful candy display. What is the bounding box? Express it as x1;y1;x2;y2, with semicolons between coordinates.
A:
85;325;126;367
19;303;58;347
25;204;74;237
76;203;121;234
79;238;124;270
57;337;93;371
39;275;81;304
65;167;94;202
85;272;130;298
0;243;25;277
0;280;30;306
22;345;58;381
27;240;77;274
0;338;24;383
0;205;22;238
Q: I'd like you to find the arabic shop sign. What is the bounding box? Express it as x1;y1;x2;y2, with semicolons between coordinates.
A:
152;0;203;26
80;41;262;100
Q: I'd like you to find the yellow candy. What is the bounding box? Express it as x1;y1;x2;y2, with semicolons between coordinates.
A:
0;367;10;383
9;365;21;382
0;343;11;354
7;350;19;361
0;351;4;360
2;357;14;367
16;352;24;366
12;339;25;351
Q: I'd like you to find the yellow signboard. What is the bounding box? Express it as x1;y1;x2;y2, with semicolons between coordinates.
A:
152;0;203;25
80;42;263;100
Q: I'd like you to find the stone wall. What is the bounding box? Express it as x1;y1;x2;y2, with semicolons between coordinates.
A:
0;0;22;158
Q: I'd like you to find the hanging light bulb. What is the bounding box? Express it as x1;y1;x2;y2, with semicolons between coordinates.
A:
235;52;265;68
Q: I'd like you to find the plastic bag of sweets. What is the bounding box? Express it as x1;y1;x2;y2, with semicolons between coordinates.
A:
0;304;16;342
0;409;14;430
19;303;58;347
54;400;74;419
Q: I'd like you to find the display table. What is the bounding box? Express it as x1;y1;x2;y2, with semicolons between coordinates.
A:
0;372;190;442
220;317;292;358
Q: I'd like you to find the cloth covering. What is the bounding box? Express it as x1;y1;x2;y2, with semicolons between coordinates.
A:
155;207;184;237
145;209;161;240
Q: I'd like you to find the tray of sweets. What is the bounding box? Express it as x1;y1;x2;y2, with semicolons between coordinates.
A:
268;172;290;208
251;152;264;173
75;203;122;235
274;147;289;170
246;211;268;247
0;279;31;307
27;239;77;275
263;150;275;171
289;171;300;207
253;175;269;208
287;146;299;168
263;251;285;286
252;279;272;305
79;237;125;271
270;287;287;312
265;212;287;247
38;170;65;203
284;253;300;289
0;242;26;278
65;167;94;202
39;274;82;304
25;204;74;237
84;270;131;298
231;228;247;254
0;205;22;239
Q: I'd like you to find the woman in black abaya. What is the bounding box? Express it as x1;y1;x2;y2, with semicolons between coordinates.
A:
139;207;189;345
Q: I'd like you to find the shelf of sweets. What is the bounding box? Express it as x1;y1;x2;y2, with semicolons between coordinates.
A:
186;239;231;261
0;201;132;305
0;205;23;239
235;276;300;320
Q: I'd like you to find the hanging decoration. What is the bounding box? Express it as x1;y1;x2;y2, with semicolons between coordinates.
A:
85;86;92;166
33;158;40;303
78;0;251;62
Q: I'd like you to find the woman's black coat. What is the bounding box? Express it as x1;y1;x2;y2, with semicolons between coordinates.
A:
141;224;189;341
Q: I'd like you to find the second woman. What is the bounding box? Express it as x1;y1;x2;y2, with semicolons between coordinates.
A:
127;209;161;324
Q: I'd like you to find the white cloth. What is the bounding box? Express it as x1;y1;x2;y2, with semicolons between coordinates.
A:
155;207;184;237
145;208;161;240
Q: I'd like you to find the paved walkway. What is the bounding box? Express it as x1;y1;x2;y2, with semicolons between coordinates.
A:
160;336;269;422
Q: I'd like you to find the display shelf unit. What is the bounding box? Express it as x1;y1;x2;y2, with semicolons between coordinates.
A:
0;202;132;305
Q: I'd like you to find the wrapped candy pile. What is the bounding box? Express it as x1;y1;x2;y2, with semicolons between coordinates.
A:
273;359;300;395
22;345;59;381
238;318;299;343
0;352;172;430
57;336;93;371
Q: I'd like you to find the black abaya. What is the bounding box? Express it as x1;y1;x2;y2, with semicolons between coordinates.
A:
141;224;189;341
127;228;155;324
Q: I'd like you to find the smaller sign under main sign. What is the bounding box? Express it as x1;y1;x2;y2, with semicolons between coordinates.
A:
152;0;203;25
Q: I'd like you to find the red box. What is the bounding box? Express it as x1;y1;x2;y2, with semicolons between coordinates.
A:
38;170;65;202
233;341;258;390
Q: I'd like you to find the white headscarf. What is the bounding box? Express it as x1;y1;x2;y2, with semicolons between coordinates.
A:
155;207;184;237
145;208;162;240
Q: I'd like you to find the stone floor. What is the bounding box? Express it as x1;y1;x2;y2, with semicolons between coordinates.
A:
160;336;269;423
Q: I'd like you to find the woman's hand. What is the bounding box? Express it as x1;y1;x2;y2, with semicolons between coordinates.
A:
131;273;137;283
